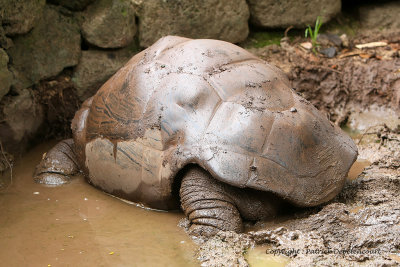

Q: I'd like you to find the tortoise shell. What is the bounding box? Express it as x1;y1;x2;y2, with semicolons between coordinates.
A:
71;36;358;210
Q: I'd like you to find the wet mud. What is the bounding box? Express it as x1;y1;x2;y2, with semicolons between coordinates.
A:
247;34;400;124
0;142;197;267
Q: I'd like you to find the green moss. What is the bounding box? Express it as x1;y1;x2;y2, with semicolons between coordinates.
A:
121;8;128;17
322;13;360;36
242;31;283;48
341;125;360;139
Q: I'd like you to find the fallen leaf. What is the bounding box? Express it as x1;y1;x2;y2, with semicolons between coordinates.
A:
307;53;319;62
300;42;313;50
359;53;372;59
295;47;304;56
338;51;361;59
109;251;115;255
390;43;400;50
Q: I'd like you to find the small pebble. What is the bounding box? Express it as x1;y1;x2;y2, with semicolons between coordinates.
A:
290;107;297;112
320;47;337;58
33;192;40;195
289;232;299;240
84;198;88;201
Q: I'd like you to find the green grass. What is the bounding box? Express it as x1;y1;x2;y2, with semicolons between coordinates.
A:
305;16;323;53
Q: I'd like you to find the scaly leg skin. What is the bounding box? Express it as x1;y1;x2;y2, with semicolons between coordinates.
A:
34;139;80;186
180;166;282;238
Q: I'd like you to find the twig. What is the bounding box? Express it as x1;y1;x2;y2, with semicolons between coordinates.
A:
318;65;342;74
284;26;293;38
357;124;384;145
0;141;13;188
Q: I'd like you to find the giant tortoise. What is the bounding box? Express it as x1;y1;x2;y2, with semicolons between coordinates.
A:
35;36;358;237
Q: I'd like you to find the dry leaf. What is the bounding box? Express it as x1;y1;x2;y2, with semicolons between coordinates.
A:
359;53;372;59
300;42;312;50
308;53;319;62
338;51;361;59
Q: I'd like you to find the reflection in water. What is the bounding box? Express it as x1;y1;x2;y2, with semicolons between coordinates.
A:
0;142;197;267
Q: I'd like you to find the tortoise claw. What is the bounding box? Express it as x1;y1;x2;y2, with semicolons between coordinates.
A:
34;173;70;186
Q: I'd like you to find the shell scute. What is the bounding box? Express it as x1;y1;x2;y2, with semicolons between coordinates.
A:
77;36;358;209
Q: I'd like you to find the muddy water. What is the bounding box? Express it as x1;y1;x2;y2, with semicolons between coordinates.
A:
245;246;290;267
0;133;374;267
347;159;371;180
0;142;198;267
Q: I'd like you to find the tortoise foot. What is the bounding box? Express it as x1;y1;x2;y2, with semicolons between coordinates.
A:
180;166;243;237
34;139;79;186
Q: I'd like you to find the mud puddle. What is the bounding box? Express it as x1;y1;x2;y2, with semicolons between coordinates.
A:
0;142;197;267
245;246;290;267
347;159;371;180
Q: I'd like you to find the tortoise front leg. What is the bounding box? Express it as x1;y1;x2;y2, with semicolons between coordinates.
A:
180;166;283;237
180;166;243;237
34;139;80;185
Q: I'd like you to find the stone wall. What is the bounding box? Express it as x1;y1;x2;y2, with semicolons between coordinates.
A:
0;0;391;154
